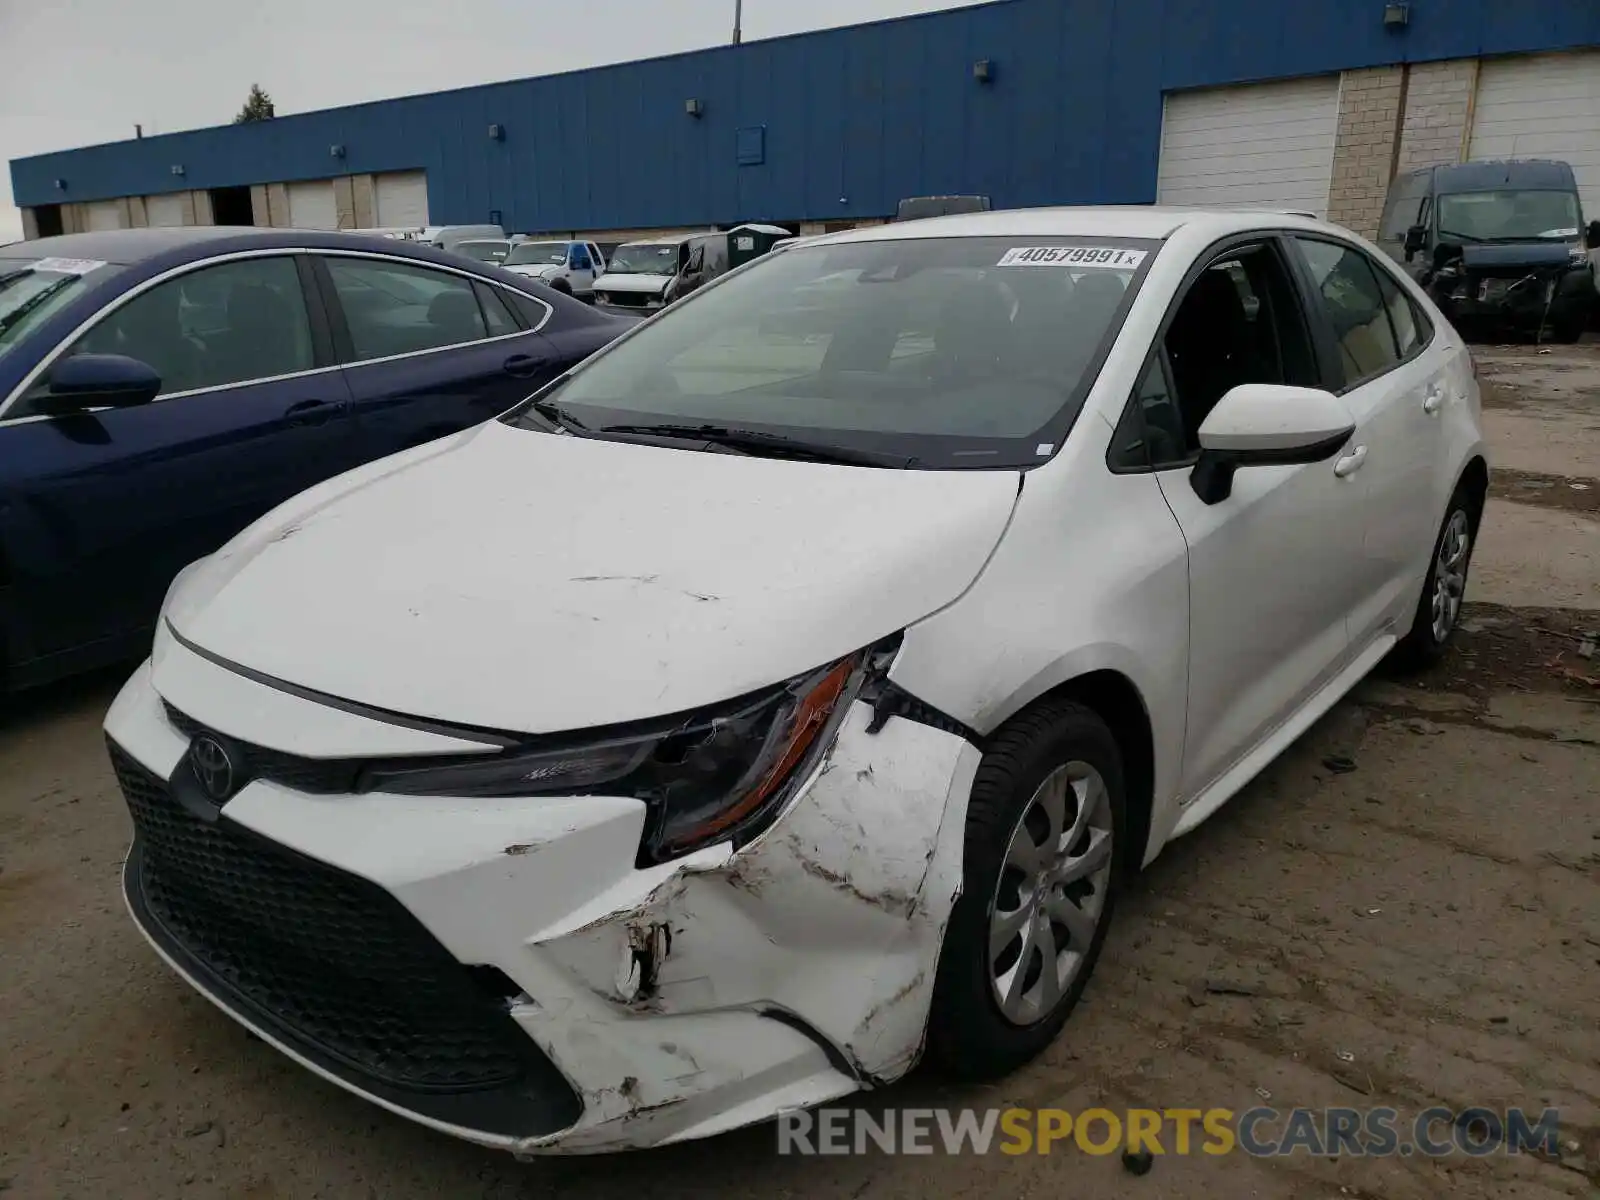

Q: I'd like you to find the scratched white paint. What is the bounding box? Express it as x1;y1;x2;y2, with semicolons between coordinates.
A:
168;420;1020;734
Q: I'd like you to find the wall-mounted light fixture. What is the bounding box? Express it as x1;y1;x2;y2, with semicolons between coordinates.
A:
973;59;995;84
1383;2;1410;29
329;143;346;159
170;164;185;177
488;123;505;141
685;98;704;118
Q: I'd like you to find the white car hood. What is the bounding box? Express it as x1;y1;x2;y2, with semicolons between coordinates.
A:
502;264;558;278
594;272;672;296
168;422;1021;734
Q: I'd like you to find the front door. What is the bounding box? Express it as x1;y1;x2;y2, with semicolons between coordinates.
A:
1150;239;1366;799
565;243;597;296
0;253;353;677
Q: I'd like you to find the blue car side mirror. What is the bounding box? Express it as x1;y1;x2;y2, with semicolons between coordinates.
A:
38;353;162;416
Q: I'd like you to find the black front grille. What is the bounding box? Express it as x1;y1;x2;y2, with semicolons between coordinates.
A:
112;740;581;1137
602;291;651;307
163;702;360;794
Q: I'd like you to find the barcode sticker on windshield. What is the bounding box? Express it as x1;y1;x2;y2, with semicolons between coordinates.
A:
997;246;1145;269
33;257;106;276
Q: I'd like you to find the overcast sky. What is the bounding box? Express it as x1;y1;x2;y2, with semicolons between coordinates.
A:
0;0;991;241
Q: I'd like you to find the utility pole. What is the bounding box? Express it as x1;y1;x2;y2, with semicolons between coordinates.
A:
732;0;742;44
134;124;143;139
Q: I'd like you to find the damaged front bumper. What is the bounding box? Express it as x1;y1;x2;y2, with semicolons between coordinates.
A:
104;658;980;1154
1428;264;1596;334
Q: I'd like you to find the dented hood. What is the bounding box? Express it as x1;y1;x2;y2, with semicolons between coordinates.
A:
168;422;1020;734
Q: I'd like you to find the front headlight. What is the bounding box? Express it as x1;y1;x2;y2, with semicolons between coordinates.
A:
361;649;875;863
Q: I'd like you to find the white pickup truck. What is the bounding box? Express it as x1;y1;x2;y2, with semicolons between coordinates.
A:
497;239;607;299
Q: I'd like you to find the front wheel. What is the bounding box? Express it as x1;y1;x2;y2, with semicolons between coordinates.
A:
1393;488;1477;669
926;698;1126;1080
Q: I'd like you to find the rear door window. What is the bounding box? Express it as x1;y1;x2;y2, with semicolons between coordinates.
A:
323;257;489;361
1291;238;1401;387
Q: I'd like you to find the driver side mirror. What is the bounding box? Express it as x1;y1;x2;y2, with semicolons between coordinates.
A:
1587;220;1600;249
1190;384;1355;506
35;353;162;417
1403;225;1427;257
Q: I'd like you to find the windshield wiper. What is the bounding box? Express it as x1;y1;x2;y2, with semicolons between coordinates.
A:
0;275;73;337
599;422;915;468
529;395;590;431
1436;229;1487;244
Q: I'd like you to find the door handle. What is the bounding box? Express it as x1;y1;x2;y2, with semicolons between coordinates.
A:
1334;445;1368;478
503;354;546;379
1422;385;1445;415
284;399;341;426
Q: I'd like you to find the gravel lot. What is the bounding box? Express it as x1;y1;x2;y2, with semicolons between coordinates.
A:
2;341;1597;1199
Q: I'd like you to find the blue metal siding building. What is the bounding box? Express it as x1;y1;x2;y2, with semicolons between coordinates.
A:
11;0;1600;230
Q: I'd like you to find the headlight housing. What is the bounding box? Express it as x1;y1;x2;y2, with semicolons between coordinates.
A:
360;648;878;864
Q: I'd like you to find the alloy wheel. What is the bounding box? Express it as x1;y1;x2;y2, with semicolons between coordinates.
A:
988;761;1115;1026
1431;509;1471;644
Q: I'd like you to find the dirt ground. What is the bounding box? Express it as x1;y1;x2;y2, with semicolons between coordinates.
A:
2;342;1598;1199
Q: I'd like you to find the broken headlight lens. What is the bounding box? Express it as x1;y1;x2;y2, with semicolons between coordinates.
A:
360;651;869;863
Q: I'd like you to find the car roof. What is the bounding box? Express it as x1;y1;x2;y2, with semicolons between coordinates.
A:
804;205;1337;247
1431;159;1578;193
0;226;542;273
0;226;276;264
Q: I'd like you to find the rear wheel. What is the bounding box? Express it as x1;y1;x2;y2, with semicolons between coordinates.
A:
1549;317;1586;345
926;699;1125;1080
1393;486;1477;669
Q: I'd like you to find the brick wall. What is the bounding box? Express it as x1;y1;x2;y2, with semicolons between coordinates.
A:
1397;59;1478;174
1327;66;1404;237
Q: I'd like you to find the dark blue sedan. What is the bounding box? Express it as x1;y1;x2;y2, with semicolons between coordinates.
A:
0;227;633;692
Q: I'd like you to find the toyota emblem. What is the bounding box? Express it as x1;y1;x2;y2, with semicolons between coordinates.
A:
190;735;236;802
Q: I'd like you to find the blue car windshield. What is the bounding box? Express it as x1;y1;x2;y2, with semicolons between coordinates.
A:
0;257;120;364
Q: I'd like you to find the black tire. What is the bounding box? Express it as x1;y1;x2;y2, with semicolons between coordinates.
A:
1548;317;1585;345
550;278;573;296
1392;484;1478;670
925;698;1127;1081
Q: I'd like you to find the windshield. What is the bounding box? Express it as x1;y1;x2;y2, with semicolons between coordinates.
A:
1436;190;1583;242
606;243;681;275
508;235;1155;468
456;240;511;263
0;257;119;365
505;241;568;266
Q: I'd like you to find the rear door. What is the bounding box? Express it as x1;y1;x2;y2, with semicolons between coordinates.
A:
0;252;354;675
1286;235;1442;649
313;252;563;461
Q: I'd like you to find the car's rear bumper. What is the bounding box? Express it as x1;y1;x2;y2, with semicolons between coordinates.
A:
106;651;979;1153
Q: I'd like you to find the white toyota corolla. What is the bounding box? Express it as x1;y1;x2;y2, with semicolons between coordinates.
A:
105;207;1486;1154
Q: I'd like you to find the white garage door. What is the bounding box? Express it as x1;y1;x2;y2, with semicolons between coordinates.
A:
1469;51;1600;224
286;179;339;230
1157;75;1341;216
374;171;429;227
84;199;127;231
145;192;188;228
